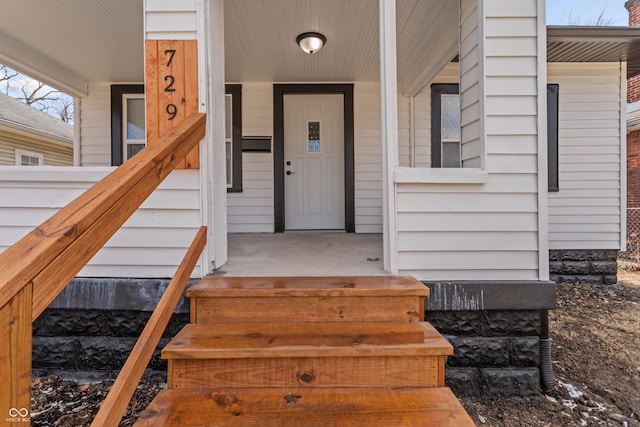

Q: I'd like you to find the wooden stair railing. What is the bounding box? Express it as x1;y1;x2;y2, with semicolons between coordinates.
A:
91;226;206;427
0;112;206;425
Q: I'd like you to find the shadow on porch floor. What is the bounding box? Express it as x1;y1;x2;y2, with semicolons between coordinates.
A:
214;232;384;276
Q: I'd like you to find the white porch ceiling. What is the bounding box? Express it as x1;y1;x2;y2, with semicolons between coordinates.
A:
0;0;457;96
225;0;458;93
0;0;145;96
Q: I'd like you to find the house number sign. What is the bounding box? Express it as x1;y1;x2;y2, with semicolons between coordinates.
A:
164;48;178;120
145;39;199;169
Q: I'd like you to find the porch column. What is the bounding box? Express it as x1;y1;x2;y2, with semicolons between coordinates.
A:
143;0;227;272
379;0;399;274
200;0;228;268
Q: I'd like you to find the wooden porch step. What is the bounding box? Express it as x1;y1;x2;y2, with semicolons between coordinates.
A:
134;386;475;426
163;322;452;389
188;276;429;323
164;321;429;350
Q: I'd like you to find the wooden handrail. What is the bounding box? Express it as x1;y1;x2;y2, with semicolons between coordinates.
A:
91;226;207;427
0;112;206;317
0;112;206;424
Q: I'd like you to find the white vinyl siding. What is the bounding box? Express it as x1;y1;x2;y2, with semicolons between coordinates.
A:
227;153;274;233
413;91;431;168
79;83;111;166
354;83;383;233
459;0;482;167
242;83;273;136
397;91;430;168
227;83;274;233
548;63;624;250
144;0;197;40
0;168;202;277
396;0;540;281
0;133;72;166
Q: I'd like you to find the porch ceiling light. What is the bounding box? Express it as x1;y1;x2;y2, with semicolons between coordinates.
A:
296;32;326;54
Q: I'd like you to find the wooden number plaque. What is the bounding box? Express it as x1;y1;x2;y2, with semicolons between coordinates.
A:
145;39;199;169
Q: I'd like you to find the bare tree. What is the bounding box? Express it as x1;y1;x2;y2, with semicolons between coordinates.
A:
0;64;74;124
0;64;19;93
18;81;60;107
56;97;74;123
565;6;617;26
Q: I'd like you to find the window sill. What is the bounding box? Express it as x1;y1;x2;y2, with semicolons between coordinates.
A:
394;167;489;184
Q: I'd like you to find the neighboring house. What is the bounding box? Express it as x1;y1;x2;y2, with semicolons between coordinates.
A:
628;103;640;256
626;0;640;257
0;0;636;396
0;92;73;166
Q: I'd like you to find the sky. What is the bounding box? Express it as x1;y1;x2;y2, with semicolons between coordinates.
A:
547;0;628;25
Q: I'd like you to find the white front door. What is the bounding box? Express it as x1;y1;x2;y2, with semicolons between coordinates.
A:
284;94;344;230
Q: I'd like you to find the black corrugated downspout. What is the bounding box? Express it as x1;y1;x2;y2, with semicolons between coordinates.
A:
540;309;555;394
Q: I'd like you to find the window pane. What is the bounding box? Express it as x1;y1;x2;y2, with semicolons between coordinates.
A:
21;155;40;166
126;98;146;140
127;144;146;159
442;141;461;168
441;95;460;140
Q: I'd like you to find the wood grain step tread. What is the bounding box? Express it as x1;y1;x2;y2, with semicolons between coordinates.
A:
165;321;426;348
162;322;453;359
134;386;475;426
187;276;429;298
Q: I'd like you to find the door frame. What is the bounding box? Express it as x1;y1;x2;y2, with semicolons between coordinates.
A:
274;84;355;233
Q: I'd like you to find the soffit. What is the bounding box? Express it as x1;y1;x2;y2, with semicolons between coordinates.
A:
224;0;457;87
0;0;144;95
547;26;640;78
0;0;456;94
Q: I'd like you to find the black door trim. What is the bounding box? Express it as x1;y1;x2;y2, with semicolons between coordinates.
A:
274;84;355;233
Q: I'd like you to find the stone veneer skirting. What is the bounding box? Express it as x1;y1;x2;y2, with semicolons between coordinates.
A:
423;280;556;397
425;310;541;396
32;278;194;382
549;249;618;285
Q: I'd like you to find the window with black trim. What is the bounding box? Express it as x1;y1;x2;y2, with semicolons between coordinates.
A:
431;84;461;168
111;84;144;166
111;84;243;190
431;83;560;191
226;84;242;192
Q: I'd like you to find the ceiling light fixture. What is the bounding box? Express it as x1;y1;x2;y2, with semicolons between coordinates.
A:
296;32;326;54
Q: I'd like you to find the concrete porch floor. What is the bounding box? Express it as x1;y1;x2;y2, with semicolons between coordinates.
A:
214;233;385;276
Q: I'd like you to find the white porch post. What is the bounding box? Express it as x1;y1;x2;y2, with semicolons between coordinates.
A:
199;0;227;270
536;0;549;280
379;0;399;274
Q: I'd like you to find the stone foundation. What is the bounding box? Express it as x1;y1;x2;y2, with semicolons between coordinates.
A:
425;310;541;396
32;278;193;382
32;309;189;378
549;249;617;285
423;280;556;396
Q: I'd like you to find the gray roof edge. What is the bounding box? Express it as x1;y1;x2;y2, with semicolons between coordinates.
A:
547;25;640;40
0;93;73;142
0;118;73;145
